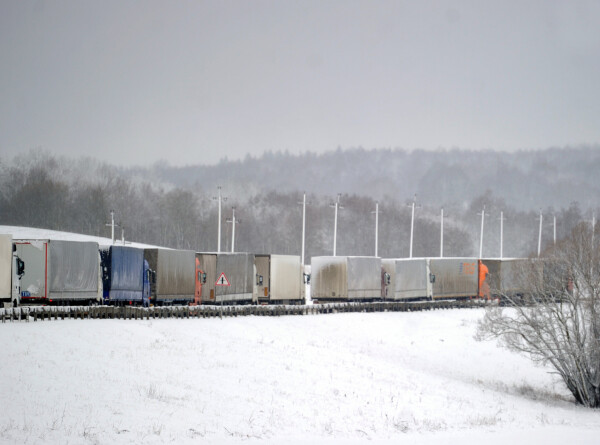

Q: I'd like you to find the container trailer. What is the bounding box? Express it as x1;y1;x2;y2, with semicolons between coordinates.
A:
215;252;254;304
100;245;151;306
254;254;305;304
13;239;100;304
311;256;381;301
429;258;479;300
195;252;254;304
382;258;433;300
0;234;25;307
144;248;195;305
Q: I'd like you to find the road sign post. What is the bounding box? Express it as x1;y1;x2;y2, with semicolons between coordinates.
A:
215;272;231;318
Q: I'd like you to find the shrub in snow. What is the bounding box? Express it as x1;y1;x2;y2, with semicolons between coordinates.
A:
478;222;600;408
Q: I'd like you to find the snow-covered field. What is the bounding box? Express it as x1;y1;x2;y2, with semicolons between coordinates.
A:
1;309;599;444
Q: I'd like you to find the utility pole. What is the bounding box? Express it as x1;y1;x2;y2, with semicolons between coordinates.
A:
592;212;596;249
407;195;420;258
330;194;343;256
440;208;444;258
553;215;557;245
499;211;505;259
213;187;227;253
372;201;380;257
226;207;240;253
478;206;486;259
537;209;543;257
105;210;120;245
299;193;307;265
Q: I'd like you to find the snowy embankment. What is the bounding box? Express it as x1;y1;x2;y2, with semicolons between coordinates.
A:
1;309;599;444
0;225;159;249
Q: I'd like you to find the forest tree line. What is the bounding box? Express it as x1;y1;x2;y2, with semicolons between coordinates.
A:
0;150;595;262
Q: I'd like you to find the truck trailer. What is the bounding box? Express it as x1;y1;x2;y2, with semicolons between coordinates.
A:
100;245;151;306
381;258;433;300
144;248;195;305
429;258;479;300
195;252;254;304
254;254;305;304
0;234;24;307
311;256;382;301
13;239;100;305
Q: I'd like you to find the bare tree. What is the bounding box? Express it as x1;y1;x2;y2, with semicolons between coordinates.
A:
477;223;600;407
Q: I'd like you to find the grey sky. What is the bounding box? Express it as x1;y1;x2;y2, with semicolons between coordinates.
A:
1;0;599;166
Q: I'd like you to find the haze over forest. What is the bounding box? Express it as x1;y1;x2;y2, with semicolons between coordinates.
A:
0;146;597;262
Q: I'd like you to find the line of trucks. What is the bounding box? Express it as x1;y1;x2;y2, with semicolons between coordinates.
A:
1;233;533;308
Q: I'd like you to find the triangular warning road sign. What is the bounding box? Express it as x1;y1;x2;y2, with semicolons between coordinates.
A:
215;272;231;286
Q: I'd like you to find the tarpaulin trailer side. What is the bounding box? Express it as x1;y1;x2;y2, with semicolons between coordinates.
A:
480;258;548;300
144;248;195;304
429;258;479;300
270;254;304;303
101;245;148;304
48;240;99;301
214;252;254;303
383;258;432;300
254;254;304;303
311;256;381;301
14;239;100;303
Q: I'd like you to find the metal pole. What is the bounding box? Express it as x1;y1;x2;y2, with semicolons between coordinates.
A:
231;207;236;253
499;211;504;259
375;201;379;257
479;206;485;259
329;194;343;257
592;213;596;250
111;210;115;244
537;210;543;257
301;193;306;265
409;198;415;258
217;187;222;253
333;199;339;257
440;207;444;258
553;215;556;245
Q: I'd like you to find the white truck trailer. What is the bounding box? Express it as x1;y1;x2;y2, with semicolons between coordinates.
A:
311;256;382;301
381;258;433;300
13;239;100;305
0;234;24;307
254;254;305;304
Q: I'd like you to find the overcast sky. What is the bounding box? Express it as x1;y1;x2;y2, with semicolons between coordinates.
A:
1;0;599;166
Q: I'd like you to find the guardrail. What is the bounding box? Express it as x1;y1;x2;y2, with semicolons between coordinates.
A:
0;300;492;323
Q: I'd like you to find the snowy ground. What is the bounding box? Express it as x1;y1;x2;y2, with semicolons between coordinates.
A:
1;309;599;444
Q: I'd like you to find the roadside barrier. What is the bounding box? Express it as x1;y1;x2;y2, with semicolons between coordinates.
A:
0;299;491;323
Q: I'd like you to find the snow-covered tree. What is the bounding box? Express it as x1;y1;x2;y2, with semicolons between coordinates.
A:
477;223;600;407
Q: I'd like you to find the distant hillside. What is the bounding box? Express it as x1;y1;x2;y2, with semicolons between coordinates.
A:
132;146;600;211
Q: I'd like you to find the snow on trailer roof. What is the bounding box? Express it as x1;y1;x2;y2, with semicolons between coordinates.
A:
0;225;162;249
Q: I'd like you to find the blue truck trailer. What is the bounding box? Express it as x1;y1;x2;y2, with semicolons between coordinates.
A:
100;245;151;306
